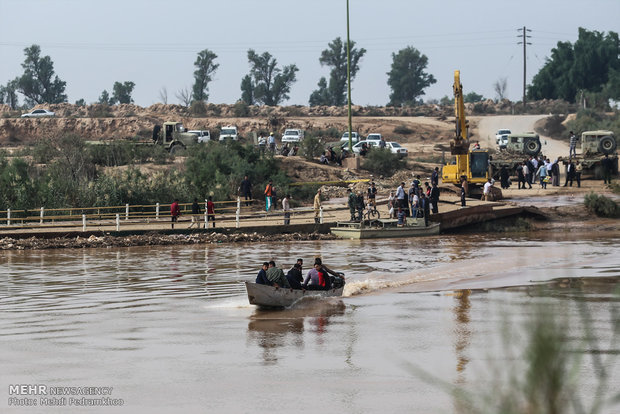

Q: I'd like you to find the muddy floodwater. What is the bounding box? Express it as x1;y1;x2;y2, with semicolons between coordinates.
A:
1;232;619;413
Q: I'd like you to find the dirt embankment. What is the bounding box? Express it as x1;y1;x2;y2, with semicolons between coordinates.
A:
0;99;573;145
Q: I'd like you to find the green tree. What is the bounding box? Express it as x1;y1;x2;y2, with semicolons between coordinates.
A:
98;90;113;105
528;28;620;102
242;50;298;106
0;78;20;109
309;37;366;106
240;75;254;105
111;81;135;104
464;91;484;103
75;98;86;107
192;49;219;102
309;78;331;106
17;45;67;106
387;46;436;106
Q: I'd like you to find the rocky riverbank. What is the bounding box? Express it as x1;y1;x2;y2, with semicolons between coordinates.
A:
0;231;337;250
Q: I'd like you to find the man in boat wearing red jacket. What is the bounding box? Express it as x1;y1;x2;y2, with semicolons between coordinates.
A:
302;258;344;290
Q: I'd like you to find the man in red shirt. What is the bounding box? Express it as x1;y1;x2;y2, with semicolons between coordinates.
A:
206;196;216;228
170;199;180;229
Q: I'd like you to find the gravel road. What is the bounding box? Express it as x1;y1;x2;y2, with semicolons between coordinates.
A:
474;115;569;160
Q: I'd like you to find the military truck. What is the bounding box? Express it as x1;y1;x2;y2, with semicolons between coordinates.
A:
152;121;198;154
572;130;618;178
488;132;542;177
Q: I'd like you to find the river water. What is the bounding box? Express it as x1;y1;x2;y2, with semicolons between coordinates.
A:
1;232;619;413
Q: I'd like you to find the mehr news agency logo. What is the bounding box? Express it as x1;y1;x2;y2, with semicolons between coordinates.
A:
8;384;124;407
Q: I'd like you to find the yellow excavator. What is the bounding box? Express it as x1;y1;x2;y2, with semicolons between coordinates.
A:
441;70;492;194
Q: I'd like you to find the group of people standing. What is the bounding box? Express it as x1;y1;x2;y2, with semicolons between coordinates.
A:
170;198;215;229
387;168;440;226
497;155;585;191
255;257;344;290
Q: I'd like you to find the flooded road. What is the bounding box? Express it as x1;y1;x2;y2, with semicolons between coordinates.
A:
1;232;619;413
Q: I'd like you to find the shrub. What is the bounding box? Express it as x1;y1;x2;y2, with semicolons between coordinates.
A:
584;193;620;217
362;148;406;176
300;135;323;160
190;101;207;116
233;100;250;117
393;124;413;135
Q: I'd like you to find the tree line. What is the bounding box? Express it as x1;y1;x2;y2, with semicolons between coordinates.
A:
1;28;619;110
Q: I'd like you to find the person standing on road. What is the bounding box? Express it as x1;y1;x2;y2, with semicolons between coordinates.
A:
551;159;561;186
569;131;577;159
313;189;322;224
188;198;201;229
536;163;548;189
575;160;582;188
601;154;613;184
268;132;276;154
564;160;575;187
238;175;252;206
500;166;510;189
460;178;467;207
170;199;181;229
282;194;291;225
264;180;273;212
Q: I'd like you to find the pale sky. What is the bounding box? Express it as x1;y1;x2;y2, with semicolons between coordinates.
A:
1;0;618;107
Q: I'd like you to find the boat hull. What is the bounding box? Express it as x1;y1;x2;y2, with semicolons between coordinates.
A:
245;282;344;308
330;222;440;239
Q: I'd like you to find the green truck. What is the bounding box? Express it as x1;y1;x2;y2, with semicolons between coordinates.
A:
151;122;199;154
571;130;618;178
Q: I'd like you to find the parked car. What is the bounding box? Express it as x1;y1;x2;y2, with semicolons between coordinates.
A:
386;141;408;157
347;140;408;157
495;129;511;149
21;109;55;118
188;130;211;143
366;133;382;144
281;129;304;143
340;131;360;144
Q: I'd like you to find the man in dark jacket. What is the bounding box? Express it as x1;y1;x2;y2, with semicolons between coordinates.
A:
239;175;252;206
429;183;440;214
255;262;271;285
286;261;304;290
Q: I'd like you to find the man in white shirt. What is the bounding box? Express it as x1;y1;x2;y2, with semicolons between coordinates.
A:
483;178;492;201
396;182;406;214
268;133;276;154
282;194;291;225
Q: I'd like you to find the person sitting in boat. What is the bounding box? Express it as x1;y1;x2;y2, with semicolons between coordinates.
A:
302;258;343;290
266;260;290;288
286;261;304;290
255;262;271;285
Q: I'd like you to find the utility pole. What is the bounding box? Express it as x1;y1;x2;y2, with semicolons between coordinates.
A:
517;26;531;110
346;0;353;152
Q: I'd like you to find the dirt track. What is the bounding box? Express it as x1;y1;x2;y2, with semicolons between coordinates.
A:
475;115;570;159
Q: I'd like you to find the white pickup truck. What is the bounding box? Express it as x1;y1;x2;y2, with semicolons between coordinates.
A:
188;130;211;143
281;129;304;143
219;125;238;141
495;129;511;149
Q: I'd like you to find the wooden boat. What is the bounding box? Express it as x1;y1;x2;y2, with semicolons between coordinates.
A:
330;218;440;239
245;282;344;308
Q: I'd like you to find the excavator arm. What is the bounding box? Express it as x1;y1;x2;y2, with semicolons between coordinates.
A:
451;70;470;155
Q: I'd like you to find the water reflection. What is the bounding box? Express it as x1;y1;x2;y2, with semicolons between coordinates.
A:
247;300;346;365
